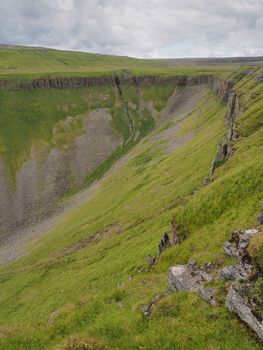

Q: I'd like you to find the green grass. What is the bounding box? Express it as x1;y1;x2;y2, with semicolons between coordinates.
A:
0;68;263;349
0;83;161;184
143;84;176;111
0;46;249;80
0;48;262;348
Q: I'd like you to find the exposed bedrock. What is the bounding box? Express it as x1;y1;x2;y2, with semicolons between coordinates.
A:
226;284;263;341
0;74;237;235
0;74;233;99
167;228;263;341
221;229;263;341
0;110;122;233
168;262;217;305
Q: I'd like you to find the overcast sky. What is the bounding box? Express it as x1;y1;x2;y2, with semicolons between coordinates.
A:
1;0;263;58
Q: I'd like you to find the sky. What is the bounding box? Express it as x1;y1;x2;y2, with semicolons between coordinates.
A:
1;0;263;58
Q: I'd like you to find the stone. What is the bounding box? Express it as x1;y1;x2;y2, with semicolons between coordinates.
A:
219;263;253;281
256;72;263;81
202;176;211;186
258;213;263;225
147;255;157;269
158;233;171;255
187;258;196;267
141;290;172;316
223;240;239;258
171;220;181;246
48;310;59;325
244;70;255;76
223;229;258;261
198;287;217;305
168;264;215;304
117;302;124;308
169;265;193;291
226;285;263;341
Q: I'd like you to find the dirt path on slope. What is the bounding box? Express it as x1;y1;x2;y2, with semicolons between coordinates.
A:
0;86;207;266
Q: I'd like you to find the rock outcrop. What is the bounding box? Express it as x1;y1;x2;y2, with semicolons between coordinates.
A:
221;228;263;341
219;229;258;281
0;73;237;236
0;74;233;100
158;233;171;255
226;284;263;341
167;227;263;341
168;262;217;305
210;89;242;175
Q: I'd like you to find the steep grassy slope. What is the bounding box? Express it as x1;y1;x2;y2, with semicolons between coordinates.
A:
0;66;262;349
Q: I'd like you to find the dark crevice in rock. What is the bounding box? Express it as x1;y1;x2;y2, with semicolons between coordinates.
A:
209;88;243;179
158;232;171;255
114;77;135;142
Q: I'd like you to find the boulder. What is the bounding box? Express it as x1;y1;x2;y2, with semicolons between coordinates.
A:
198;286;217;305
219;263;254;281
226;285;263;341
168;264;216;305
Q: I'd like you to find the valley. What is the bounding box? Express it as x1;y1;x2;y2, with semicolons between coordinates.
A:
0;47;262;350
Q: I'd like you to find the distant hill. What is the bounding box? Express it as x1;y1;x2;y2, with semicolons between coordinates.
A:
0;45;263;78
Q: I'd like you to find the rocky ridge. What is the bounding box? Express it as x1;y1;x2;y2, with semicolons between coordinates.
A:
0;74;233;95
0;74;239;247
168;228;263;341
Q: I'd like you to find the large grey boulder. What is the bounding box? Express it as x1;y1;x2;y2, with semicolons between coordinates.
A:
226;285;263;341
168;264;216;305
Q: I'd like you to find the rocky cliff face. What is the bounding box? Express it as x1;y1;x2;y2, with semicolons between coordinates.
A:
210;86;242;175
0;74;233;93
0;74;237;235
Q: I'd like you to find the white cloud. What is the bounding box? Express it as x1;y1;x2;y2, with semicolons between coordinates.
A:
0;0;263;57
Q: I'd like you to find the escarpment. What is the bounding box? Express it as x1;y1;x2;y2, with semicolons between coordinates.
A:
0;74;233;94
210;87;242;176
0;74;239;235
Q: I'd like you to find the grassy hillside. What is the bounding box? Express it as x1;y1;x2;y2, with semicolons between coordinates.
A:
0;82;179;185
0;46;251;79
0;65;262;349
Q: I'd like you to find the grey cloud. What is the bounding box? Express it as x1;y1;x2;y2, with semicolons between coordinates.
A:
0;0;263;57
